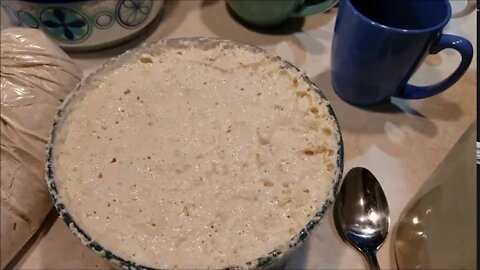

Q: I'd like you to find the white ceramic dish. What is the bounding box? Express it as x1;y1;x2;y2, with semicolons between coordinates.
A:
1;0;164;51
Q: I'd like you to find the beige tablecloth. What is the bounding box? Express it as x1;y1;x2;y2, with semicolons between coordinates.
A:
1;1;476;269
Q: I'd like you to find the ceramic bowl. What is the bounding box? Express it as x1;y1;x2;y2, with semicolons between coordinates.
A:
45;37;344;269
1;0;164;51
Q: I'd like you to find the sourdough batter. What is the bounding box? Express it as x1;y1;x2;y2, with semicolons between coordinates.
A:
52;39;339;269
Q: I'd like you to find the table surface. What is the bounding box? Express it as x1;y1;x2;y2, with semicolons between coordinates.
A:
2;1;477;269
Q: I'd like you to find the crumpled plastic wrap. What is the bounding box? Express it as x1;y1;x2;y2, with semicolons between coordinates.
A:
0;27;82;268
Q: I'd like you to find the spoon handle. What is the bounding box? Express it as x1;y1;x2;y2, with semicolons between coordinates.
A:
365;250;380;270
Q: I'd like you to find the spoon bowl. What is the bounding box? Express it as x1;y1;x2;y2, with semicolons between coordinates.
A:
333;167;390;270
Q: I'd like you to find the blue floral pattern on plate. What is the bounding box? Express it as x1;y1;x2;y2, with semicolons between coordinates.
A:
94;11;114;29
40;7;90;43
116;0;152;28
18;10;39;28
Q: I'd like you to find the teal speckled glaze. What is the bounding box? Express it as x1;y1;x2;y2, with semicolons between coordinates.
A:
45;37;344;270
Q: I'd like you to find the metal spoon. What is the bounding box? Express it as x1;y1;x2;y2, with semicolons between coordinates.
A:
333;167;390;270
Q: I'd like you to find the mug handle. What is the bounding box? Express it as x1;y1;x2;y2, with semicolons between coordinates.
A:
395;34;473;99
292;0;338;17
452;0;476;18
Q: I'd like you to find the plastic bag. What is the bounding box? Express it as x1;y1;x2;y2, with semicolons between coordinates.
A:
0;27;82;268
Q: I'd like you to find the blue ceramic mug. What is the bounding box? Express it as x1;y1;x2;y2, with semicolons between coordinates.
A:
331;0;473;106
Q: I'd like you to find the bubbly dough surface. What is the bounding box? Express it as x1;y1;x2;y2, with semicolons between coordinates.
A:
53;40;339;269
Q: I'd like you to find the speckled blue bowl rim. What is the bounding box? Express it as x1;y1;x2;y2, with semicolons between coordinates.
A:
45;37;344;270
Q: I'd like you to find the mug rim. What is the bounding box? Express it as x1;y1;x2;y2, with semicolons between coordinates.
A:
346;0;452;34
